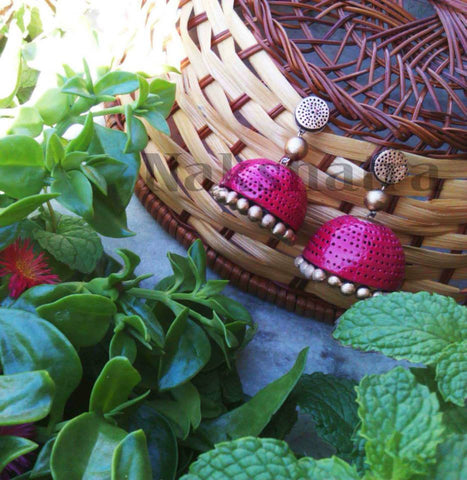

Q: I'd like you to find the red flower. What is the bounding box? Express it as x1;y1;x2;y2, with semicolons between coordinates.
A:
0;423;35;479
0;240;59;298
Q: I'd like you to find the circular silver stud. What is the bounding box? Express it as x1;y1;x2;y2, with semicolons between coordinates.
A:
272;222;287;237
261;214;276;230
226;191;238;207
236;198;249;214
216;188;228;203
300;262;315;279
284;136;308;161
356;287;371;299
340;283;356;296
327;275;342;288
372;291;384;296
312;268;326;282
283;229;296;244
295;96;330;132
247;205;263;222
294;256;305;268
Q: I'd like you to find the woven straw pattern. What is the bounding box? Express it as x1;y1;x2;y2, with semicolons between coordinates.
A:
127;0;466;322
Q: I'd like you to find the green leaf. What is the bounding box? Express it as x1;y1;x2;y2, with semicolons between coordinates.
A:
36;293;116;347
299;456;361;479
111;430;152;480
61;151;88;170
0;370;54;425
89;356;141;414
0;308;82;425
8;106;43;137
35;88;71;125
0;22;22;108
86;155;127;184
0;436;38;473
51;168;93;217
0;193;58;227
181;437;343;480
127;404;178;480
192;348;308;450
136;75;149;108
158;309;211;391
94;71;139;96
30;437;54;479
0;223;18;250
34;215;103;273
80;162;108;195
188;240;207;284
334;292;467;365
62;76;93;98
431;434;467;480
124;105;148;153
357;366;445;479
172;381;202;430
198;280;229;298
66;112;94;153
0;135;45;198
110;331;137;363
50;412;127;480
294;373;358;456
442;404;467;435
139;110;169;135
45;133;65;171
436;341;467;406
149;78;176;117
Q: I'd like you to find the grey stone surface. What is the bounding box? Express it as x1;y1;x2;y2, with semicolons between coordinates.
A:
102;196;398;395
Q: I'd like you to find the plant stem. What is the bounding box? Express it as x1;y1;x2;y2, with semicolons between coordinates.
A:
92;106;125;117
46;200;57;233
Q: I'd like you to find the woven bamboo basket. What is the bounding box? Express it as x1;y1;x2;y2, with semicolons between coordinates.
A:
119;0;467;323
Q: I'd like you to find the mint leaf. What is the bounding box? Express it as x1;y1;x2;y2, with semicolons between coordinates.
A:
436;341;467;406
334;292;467;364
34;215;103;273
299;456;360;479
442;404;467;435
180;437;303;480
357;367;445;479
431;434;467;480
295;373;358;456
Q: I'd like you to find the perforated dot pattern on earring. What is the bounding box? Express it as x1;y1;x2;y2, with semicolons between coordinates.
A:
220;159;307;231
295;96;329;132
372;149;409;185
302;215;405;291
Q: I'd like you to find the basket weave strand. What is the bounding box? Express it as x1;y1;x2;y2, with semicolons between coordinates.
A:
125;0;466;321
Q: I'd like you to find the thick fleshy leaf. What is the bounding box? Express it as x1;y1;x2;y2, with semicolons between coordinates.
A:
35;87;71;125
50;412;127;480
357;366;445;479
34;215;103;273
30;437;54;478
66;112;94;153
436;341;467;406
127;404;178;480
334;292;467;364
8;106;43;137
111;430;152;480
191;348;308;450
158;309;211;391
139;110;169;135
36;293;116;347
0;308;82;425
148;79;176;117
89;356;141;414
45;133;65;171
0;436;38;473
294;372;358;456
109;331;137;363
0;135;45;198
0;193;59;227
51;168;93;217
0;370;54;425
94;71;139;96
124;106;148;153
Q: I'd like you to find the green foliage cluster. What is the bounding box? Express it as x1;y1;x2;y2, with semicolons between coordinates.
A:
182;292;467;480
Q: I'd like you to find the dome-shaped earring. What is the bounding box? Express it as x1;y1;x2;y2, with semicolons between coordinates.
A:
211;96;329;245
295;149;408;299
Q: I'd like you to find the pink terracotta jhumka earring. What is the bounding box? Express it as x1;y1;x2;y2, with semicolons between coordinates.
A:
210;96;329;245
295;150;408;299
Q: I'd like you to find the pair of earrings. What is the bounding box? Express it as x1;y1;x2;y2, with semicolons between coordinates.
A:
211;97;407;299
